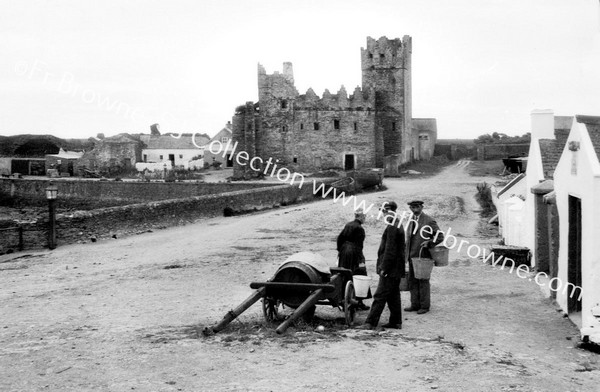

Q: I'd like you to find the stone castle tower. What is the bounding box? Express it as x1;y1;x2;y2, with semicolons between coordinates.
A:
232;36;415;178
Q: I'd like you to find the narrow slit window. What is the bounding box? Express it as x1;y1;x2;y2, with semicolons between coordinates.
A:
334;119;340;130
392;122;396;132
300;123;304;130
353;122;358;131
314;122;320;131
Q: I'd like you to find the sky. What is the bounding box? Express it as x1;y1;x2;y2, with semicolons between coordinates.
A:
1;0;600;140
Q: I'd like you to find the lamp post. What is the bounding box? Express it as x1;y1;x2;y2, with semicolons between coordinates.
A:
45;181;58;250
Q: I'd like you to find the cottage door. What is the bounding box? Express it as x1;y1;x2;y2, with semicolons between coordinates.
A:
567;195;582;313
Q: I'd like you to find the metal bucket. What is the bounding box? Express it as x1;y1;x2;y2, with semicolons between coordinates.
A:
430;245;449;267
413;258;434;279
353;275;372;298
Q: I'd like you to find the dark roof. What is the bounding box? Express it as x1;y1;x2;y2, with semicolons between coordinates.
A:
576;115;600;162
554;116;573;130
538;139;561;179
536;119;572;179
138;134;210;149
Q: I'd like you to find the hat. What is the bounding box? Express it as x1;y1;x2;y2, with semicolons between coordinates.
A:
383;201;398;212
354;209;365;217
407;200;424;206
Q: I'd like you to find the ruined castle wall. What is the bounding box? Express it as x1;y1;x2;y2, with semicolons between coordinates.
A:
361;36;412;165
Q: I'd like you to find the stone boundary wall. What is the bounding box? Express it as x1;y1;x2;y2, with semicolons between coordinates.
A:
477;144;530;160
0;178;273;208
0;180;330;254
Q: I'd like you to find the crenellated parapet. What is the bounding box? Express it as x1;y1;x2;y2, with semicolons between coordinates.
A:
293;85;375;110
360;35;410;70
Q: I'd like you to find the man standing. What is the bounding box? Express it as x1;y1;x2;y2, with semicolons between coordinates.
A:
337;209;369;310
337;209;366;274
405;200;443;315
359;201;405;330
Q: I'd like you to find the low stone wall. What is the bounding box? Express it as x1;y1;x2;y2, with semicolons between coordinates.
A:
0;178;274;208
0;180;329;254
476;144;530;160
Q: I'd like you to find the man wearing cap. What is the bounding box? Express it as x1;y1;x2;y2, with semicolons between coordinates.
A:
337;209;370;310
359;201;405;330
405;200;443;314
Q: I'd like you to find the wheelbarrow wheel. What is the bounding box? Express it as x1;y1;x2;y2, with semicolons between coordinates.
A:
344;280;356;326
262;297;282;322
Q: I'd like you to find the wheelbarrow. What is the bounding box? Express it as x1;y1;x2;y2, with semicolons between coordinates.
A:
205;252;368;334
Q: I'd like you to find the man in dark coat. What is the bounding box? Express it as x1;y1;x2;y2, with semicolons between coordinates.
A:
337;209;366;274
359;201;405;329
337;209;369;310
405;200;443;314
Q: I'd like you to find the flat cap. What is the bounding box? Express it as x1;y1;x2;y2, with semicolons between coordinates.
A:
383;201;398;211
407;200;424;206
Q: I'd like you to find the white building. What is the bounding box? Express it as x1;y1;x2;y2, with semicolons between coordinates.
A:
523;110;572;269
139;133;210;170
553;115;600;344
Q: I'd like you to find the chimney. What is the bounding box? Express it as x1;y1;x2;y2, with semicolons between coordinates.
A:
282;62;294;84
150;123;161;136
530;109;555;139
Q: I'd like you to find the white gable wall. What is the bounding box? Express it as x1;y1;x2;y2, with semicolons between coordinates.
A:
554;121;600;342
142;147;205;169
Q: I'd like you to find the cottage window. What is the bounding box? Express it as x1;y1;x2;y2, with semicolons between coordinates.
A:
334;119;340;130
314;122;320;131
179;154;183;159
143;154;147;162
159;155;163;160
221;137;228;143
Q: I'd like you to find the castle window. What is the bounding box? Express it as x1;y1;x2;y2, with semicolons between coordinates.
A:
143;154;147;162
368;53;373;59
314;122;320;131
179;154;183;159
392;122;396;132
334;119;340;130
300;123;304;130
380;53;385;59
281;100;288;109
293;157;298;163
353;122;358;131
282;126;287;132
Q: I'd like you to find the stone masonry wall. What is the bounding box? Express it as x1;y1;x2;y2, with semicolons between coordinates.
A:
0;179;274;208
0;181;327;253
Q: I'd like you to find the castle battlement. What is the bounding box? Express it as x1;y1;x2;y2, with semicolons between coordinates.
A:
293;85;375;110
234;36;425;178
361;35;411;70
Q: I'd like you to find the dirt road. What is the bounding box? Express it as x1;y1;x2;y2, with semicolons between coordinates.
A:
1;161;599;391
